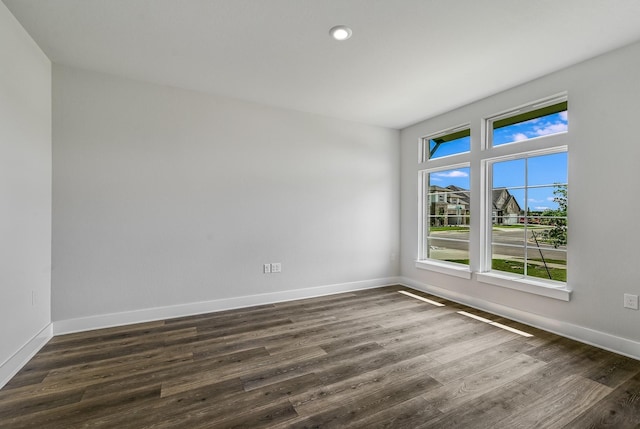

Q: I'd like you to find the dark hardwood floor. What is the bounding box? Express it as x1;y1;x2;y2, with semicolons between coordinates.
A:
1;285;639;428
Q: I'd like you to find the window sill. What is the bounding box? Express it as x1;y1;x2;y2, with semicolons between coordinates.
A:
415;260;472;279
477;272;571;301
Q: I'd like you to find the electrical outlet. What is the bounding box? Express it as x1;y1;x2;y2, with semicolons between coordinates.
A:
623;294;638;310
263;264;271;274
271;263;282;273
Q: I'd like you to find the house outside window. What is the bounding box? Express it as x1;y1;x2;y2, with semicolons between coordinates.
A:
421;167;471;266
492;188;522;225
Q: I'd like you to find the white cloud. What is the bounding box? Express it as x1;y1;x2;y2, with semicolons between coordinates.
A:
512;133;529;141
528;198;543;203
433;170;468;178
534;206;551;211
546;196;555;201
534;122;568;136
559;111;568;121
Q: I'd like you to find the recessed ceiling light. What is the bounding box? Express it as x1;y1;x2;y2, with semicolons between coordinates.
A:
329;25;352;41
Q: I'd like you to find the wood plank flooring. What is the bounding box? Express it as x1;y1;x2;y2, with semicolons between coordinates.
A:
1;285;639;428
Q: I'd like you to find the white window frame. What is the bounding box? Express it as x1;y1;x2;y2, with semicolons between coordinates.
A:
417;124;472;279
420;124;471;163
478;94;570;300
484;94;568;150
415;94;571;301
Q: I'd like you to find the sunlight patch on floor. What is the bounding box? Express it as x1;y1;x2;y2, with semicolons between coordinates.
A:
398;290;445;307
457;310;534;337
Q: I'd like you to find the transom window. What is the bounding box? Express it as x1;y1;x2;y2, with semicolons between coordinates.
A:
489;100;567;147
422;126;470;161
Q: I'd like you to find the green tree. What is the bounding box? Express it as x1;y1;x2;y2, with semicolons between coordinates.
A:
541;184;567;248
435;207;445;226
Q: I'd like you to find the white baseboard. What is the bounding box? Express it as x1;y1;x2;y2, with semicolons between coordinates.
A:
53;277;402;335
399;276;640;361
0;323;53;390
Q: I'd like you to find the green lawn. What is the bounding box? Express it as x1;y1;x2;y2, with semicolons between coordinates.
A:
444;258;566;282
447;259;469;264
528;258;566;265
430;226;470;231
491;259;566;282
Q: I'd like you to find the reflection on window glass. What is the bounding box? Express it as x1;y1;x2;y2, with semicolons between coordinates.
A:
423;167;471;265
491;153;567;282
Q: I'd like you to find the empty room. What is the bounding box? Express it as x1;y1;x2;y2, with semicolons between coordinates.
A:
1;0;640;427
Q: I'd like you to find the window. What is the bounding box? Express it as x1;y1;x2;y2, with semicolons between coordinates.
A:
490;100;567;147
416;94;570;298
418;126;471;274
483;94;568;287
489;152;567;282
422;126;470;161
421;166;471;264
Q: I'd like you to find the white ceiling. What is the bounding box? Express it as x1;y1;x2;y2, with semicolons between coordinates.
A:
5;0;640;129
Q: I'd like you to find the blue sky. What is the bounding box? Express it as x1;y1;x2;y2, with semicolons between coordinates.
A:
493;152;567;211
493;111;568;146
429;110;568;211
429;135;470;159
493;111;567;211
429;167;470;190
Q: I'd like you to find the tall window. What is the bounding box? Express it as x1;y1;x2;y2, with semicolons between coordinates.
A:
419;126;471;268
484;96;568;284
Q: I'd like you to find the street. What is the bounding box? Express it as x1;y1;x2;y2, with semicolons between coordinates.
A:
428;226;567;265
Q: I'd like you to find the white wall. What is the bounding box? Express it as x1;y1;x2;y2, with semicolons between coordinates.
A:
52;65;400;325
0;2;52;384
400;41;640;355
